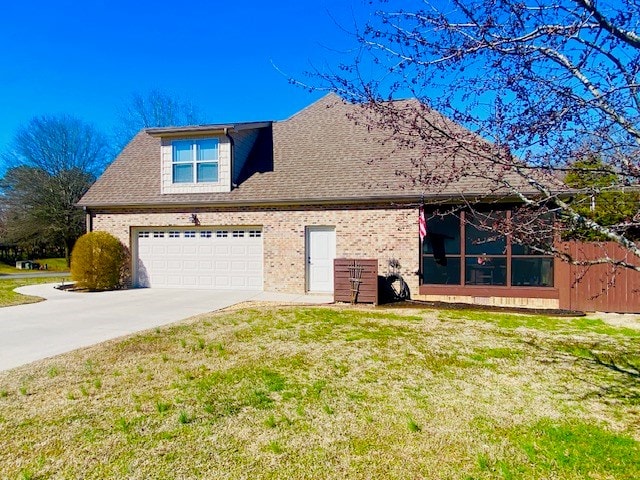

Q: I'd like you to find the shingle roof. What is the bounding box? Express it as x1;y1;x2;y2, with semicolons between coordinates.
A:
78;93;546;208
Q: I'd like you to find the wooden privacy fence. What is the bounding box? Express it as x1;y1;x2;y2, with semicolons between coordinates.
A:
334;259;378;304
556;241;640;313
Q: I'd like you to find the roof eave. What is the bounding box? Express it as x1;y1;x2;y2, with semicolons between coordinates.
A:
145;122;272;137
77;191;567;211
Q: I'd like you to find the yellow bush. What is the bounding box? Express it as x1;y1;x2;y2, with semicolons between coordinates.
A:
70;231;128;291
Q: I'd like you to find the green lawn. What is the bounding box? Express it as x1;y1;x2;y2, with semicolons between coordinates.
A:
0;258;68;274
0;277;67;307
0;261;19;274
0;306;638;479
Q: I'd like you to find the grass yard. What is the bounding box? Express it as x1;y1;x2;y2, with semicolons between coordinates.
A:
0;277;67;307
0;305;638;479
0;258;68;274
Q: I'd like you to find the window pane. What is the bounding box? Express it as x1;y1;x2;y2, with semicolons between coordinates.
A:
512;258;554;287
511;209;554;255
465;257;507;285
465;212;507;255
422;257;461;285
173;163;193;183
511;244;540;255
423;214;460;255
197;139;218;161
197;162;218;182
173;141;192;163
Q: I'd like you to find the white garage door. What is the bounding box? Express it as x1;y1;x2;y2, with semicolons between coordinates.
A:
135;227;263;290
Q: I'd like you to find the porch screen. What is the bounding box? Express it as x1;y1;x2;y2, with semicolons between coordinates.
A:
421;210;554;287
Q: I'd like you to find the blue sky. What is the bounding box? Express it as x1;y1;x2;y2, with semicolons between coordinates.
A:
0;0;372;157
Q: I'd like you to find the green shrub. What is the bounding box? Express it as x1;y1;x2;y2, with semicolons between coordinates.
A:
71;231;129;291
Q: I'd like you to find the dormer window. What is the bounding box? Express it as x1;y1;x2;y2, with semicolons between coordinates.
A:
153;123;269;195
172;138;219;184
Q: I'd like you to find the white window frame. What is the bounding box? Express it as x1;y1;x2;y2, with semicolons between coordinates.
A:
171;138;219;184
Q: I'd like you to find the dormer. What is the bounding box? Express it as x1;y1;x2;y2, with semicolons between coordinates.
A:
147;122;271;195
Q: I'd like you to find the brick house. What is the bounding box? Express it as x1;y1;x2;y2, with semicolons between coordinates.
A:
78;93;560;309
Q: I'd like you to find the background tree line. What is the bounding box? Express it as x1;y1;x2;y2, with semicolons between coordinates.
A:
0;91;201;265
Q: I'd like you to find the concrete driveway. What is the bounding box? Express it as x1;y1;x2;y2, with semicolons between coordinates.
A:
0;283;332;372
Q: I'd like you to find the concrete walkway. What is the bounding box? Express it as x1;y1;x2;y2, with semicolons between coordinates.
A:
0;283;332;372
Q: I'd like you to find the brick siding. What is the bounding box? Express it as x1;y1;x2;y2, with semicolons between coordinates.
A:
90;204;420;295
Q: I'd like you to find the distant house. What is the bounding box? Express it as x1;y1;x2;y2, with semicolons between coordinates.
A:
78;93;563;309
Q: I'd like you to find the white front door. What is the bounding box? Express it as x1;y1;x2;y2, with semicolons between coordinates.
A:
306;226;336;293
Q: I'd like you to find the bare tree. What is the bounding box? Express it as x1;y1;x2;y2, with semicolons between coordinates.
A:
319;0;640;270
0;115;110;263
114;89;202;151
0;202;7;241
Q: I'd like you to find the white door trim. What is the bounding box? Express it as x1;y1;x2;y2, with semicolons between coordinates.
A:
306;226;336;293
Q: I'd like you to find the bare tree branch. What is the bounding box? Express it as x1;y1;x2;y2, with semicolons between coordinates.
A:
113;89;202;152
315;0;640;271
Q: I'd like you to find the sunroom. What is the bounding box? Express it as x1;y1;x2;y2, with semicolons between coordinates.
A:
418;209;558;304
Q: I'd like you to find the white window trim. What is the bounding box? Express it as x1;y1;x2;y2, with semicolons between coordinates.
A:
160;135;231;195
171;138;219;184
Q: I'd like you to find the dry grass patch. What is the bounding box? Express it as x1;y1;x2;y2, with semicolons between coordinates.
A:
0;306;638;479
0;277;65;307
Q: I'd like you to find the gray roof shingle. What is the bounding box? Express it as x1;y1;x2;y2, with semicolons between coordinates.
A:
78;93;546;208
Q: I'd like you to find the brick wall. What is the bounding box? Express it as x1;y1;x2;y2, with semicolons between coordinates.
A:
91;204;420;294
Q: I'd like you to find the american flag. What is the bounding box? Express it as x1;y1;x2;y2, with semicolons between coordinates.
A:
419;206;427;242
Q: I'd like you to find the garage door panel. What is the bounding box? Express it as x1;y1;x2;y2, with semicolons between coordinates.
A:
136;227;262;290
215;260;230;270
246;261;261;272
167;260;181;270
183;276;198;286
152;275;168;285
231;245;247;255
231;277;247;287
230;260;247;271
183;260;198;271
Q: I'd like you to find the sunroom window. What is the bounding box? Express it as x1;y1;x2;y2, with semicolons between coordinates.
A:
465;211;507;286
172;138;219;184
421;210;554;288
422;214;461;285
510;211;554;287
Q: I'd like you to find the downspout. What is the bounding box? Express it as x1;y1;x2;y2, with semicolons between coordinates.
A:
83;206;93;233
224;127;236;190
